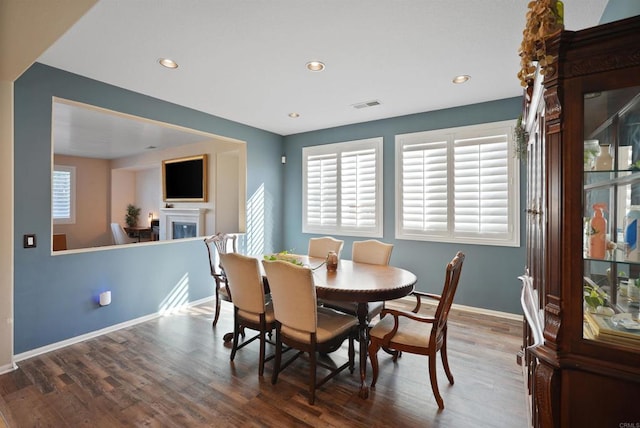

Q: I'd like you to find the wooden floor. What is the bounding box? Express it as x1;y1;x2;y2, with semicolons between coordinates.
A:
0;300;527;427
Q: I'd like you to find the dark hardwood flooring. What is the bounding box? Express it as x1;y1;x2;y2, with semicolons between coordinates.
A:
0;300;527;427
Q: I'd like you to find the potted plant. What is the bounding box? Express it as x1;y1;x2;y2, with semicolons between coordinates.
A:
125;204;141;227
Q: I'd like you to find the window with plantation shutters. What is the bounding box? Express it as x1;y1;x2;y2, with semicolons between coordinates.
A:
395;120;519;247
303;137;383;237
52;165;76;224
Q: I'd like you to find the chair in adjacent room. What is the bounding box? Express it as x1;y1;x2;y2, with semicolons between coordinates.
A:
110;223;135;245
262;259;357;405
368;251;465;410
219;252;275;376
320;239;394;321
204;232;238;328
308;236;344;259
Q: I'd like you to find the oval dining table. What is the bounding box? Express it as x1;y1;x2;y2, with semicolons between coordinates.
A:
264;255;417;398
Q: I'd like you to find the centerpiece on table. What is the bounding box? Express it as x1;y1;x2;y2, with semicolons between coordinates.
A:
263;250;304;266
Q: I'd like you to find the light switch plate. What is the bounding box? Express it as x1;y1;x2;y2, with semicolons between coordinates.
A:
23;234;36;248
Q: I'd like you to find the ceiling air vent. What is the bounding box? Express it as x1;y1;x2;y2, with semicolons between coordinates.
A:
352;100;381;109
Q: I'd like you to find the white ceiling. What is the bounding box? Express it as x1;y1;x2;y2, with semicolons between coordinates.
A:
53;99;220;159
39;0;608;146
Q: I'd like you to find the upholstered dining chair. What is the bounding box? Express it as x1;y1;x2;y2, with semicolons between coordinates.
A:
308;236;344;259
219;252;275;376
321;239;394;321
204;233;238;328
262;259;357;405
368;251;465;410
111;223;135;245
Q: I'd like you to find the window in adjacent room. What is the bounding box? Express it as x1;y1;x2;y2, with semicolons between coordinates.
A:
395;120;519;247
303;137;383;237
52;165;76;224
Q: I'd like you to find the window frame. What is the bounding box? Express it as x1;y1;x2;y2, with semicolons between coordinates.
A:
395;120;520;247
52;164;76;225
302;137;383;238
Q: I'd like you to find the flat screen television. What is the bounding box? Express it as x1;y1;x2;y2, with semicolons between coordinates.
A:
162;154;208;202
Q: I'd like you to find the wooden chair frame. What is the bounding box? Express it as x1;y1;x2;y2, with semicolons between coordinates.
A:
271;321;356;404
204;233;237;327
368;251;465;410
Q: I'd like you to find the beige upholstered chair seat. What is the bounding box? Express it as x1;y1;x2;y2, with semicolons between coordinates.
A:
281;307;358;343
219;252;275;376
237;300;275;325
370;313;433;350
368;251;465;410
262;259;357;405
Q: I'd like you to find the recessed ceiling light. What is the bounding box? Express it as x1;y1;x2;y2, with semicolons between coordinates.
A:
452;74;470;84
306;61;325;72
159;58;179;69
288;112;300;118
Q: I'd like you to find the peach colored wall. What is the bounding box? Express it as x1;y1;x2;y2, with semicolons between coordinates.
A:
53;155;112;249
110;169;136;227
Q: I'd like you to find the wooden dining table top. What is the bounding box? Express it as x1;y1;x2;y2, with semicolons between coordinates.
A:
263;255;417;303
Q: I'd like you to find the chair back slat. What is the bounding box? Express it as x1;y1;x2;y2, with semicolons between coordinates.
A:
204;233;237;277
262;260;318;334
219;253;266;315
432;251;465;339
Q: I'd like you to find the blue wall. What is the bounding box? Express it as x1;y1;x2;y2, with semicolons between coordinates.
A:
600;0;640;24
14;63;525;355
282;98;526;314
13;63;284;354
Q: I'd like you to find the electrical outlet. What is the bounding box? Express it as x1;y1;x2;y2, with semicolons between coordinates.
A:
23;234;36;248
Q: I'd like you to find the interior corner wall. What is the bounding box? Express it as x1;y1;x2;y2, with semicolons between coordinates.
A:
0;80;14;371
216;151;240;233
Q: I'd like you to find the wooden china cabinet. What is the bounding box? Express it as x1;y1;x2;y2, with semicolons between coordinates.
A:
522;16;640;428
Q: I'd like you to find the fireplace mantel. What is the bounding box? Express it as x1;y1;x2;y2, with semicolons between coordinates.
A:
160;208;207;240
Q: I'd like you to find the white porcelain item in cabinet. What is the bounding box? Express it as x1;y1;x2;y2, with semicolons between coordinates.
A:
595;144;613;170
584;139;600;170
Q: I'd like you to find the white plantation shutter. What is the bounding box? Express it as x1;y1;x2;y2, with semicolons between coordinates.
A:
396;121;519;247
402;141;448;234
454;135;509;236
52;165;76;224
303;138;383;237
306;153;337;227
341;148;377;228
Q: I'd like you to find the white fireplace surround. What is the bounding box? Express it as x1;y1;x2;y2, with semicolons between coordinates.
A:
160;208;207;240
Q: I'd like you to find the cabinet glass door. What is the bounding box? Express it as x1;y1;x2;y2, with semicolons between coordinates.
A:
583;85;640;349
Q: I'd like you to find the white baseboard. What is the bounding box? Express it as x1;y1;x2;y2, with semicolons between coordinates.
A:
0;362;17;376
12;296;215;366
392;296;522;321
451;302;522;321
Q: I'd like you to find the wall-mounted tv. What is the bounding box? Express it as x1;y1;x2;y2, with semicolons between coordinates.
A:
162;154;208;202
